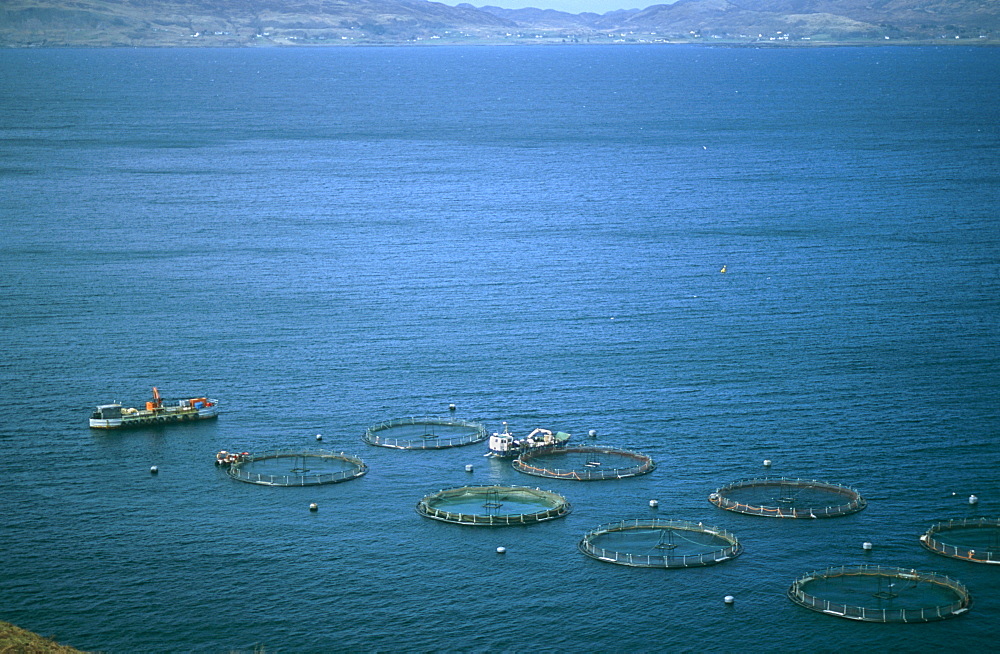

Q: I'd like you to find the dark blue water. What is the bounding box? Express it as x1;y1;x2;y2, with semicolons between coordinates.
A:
1;45;998;652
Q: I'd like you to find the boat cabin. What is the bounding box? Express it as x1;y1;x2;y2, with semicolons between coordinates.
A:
91;404;123;420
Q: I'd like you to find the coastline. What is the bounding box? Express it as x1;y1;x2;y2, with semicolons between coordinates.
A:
3;0;996;49
3;37;999;48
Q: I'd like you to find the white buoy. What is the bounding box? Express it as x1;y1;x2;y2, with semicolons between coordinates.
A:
863;542;873;551
496;546;506;554
449;403;456;411
969;494;979;505
588;429;597;438
150;466;158;474
724;595;735;605
465;464;474;472
649;499;659;508
309;503;318;512
315;434;322;441
763;459;772;467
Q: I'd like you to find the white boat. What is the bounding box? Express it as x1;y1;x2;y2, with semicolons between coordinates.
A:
486;422;570;458
90;387;218;429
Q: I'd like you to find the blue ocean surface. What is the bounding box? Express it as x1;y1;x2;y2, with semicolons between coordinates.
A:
0;44;998;652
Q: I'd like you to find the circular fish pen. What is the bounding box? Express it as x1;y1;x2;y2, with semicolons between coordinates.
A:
787;565;972;623
512;446;655;481
709;477;866;518
578;518;742;568
227;450;367;486
363;416;488;450
920;518;1000;565
415;485;571;526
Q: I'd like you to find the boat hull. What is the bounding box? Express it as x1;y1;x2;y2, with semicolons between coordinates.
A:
90;408;218;429
487;443;566;459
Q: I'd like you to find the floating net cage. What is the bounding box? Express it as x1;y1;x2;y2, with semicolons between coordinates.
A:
787;565;972;623
415;485;571;526
512;446;655;481
920;518;1000;565
709;477;866;518
578;518;742;568
363;416;488;450
227;450;368;486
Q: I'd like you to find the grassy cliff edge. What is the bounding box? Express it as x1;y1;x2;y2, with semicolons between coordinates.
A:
0;620;85;654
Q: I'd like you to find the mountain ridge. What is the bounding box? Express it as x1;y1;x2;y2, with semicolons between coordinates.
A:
1;0;997;46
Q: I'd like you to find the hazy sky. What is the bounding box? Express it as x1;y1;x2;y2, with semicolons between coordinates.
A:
446;0;657;16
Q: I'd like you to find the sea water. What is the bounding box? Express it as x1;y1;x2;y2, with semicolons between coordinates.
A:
0;45;998;652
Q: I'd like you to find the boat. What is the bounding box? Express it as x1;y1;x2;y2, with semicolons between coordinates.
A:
486;422;571;458
215;450;249;466
89;387;219;429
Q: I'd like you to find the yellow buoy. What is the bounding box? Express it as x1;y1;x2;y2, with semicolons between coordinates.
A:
720;265;727;273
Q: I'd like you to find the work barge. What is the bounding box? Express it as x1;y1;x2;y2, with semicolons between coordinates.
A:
89;387;218;429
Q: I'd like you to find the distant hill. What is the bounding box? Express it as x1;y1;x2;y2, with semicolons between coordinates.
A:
1;0;997;46
605;0;1000;39
0;0;515;46
477;0;1000;38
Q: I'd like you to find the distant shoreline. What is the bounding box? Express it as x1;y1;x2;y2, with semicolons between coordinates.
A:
3;0;996;50
3;38;999;48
